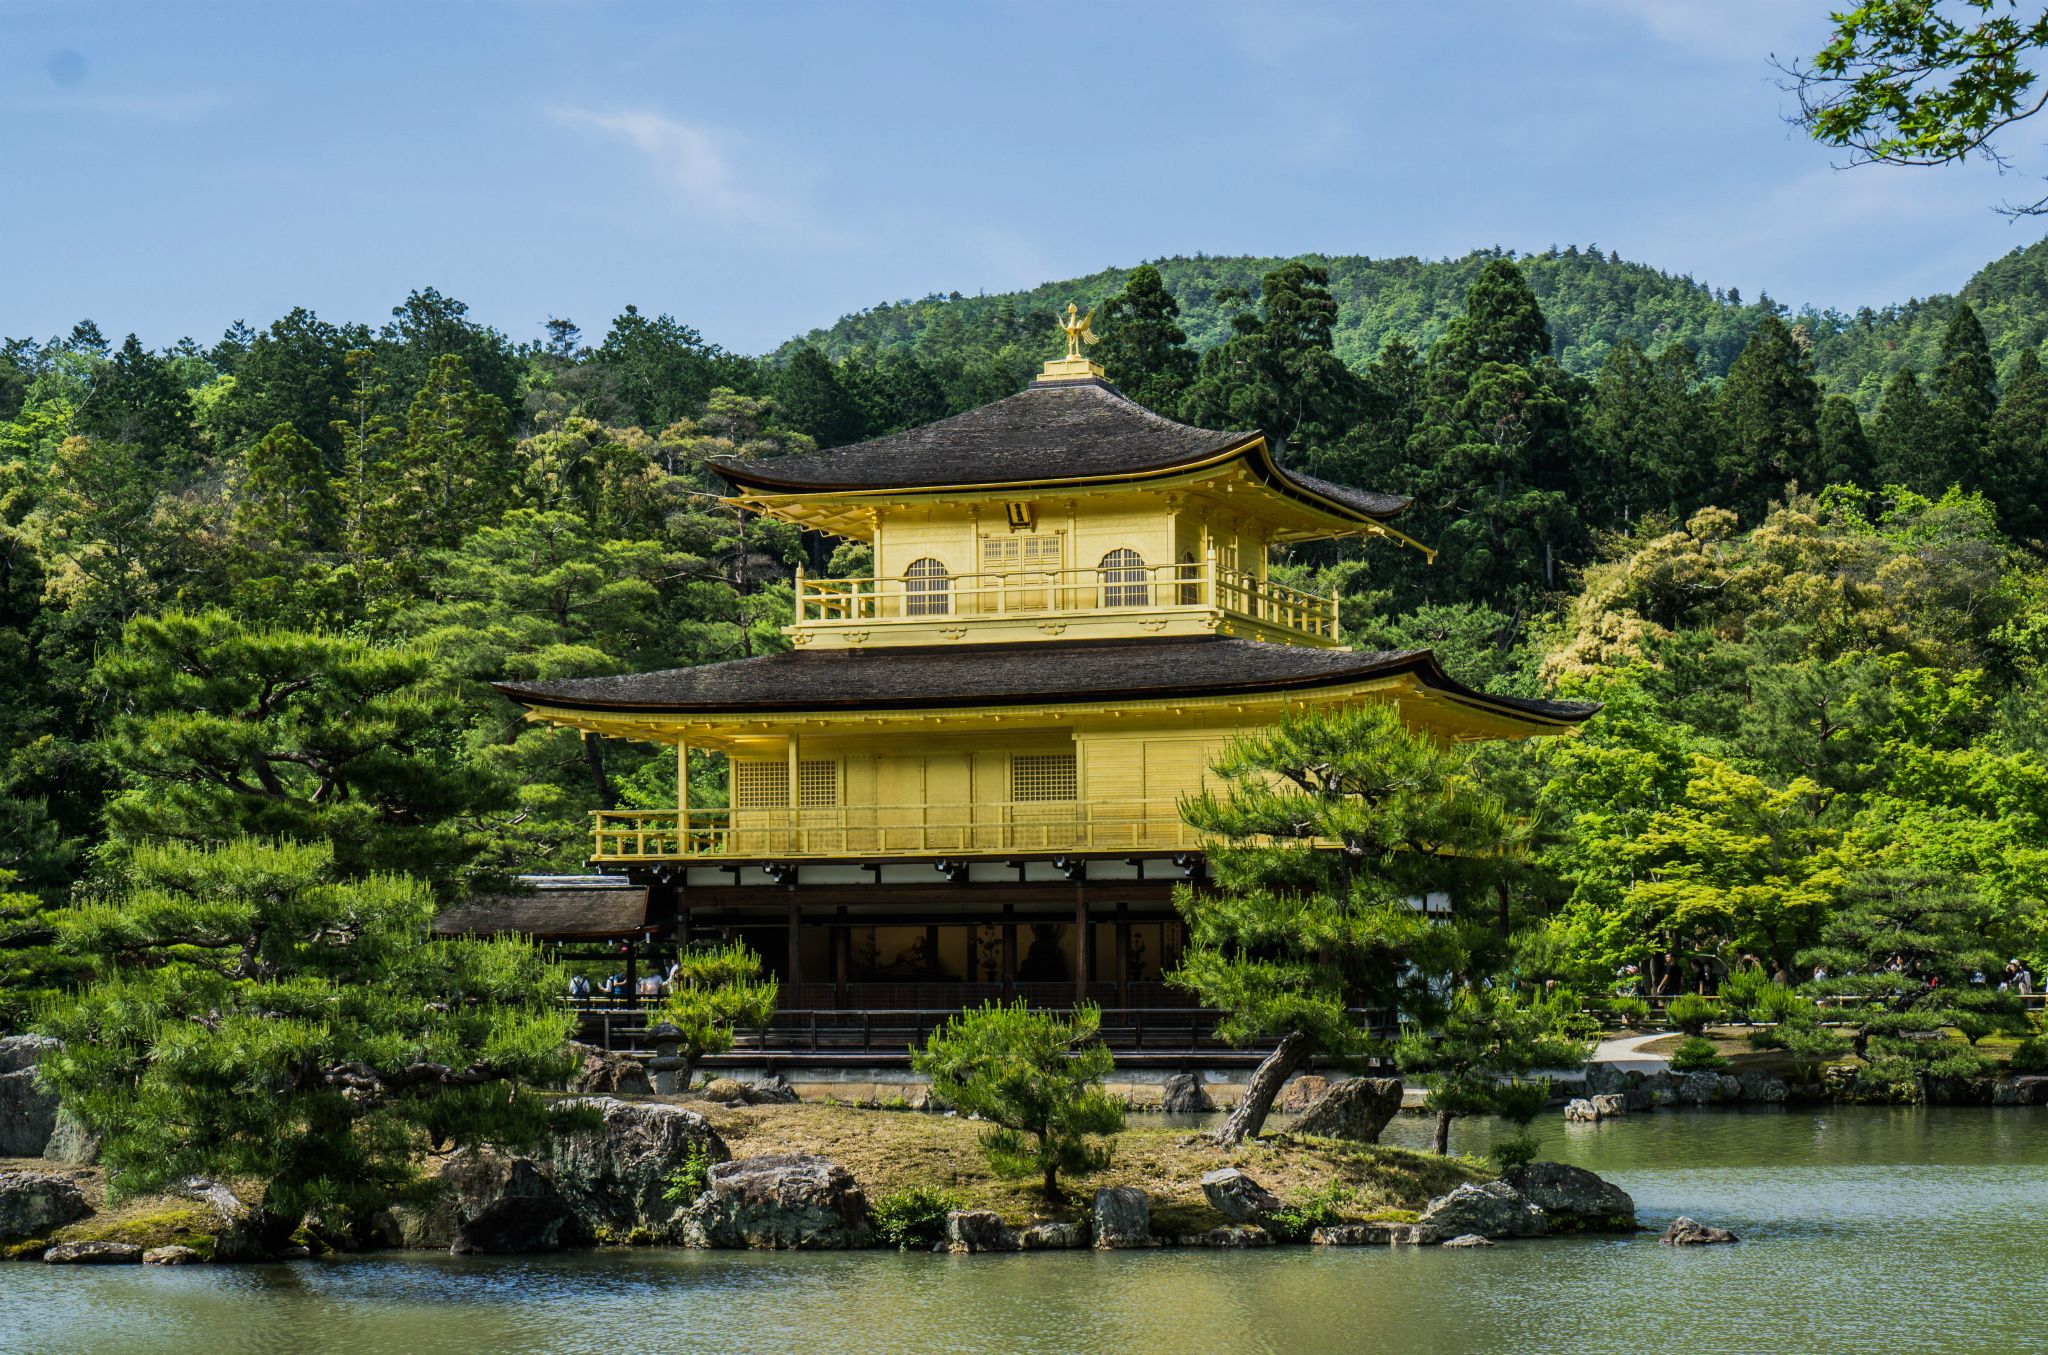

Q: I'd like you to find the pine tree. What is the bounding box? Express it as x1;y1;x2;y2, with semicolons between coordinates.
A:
1986;353;2048;540
1171;703;1516;1144
1713;314;1820;521
36;838;571;1250
78;334;195;470
1932;302;1998;443
1462;258;1551;366
1093;264;1197;415
659;943;781;1087
1872;367;1944;490
233;422;336;552
1395;986;1583;1154
397;354;517;552
1178;263;1362;462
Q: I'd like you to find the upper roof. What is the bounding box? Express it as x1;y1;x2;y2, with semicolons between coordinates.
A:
712;378;1409;521
493;635;1597;726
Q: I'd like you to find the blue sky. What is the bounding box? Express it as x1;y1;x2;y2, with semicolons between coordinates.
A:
6;0;2046;355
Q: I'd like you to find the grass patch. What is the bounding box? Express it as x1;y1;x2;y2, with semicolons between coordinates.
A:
698;1102;1484;1230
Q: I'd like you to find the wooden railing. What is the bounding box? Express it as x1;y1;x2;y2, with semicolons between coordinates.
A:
592;800;1205;861
794;561;1338;641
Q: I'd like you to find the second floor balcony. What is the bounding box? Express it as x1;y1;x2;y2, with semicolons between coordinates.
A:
592;800;1204;863
791;557;1340;649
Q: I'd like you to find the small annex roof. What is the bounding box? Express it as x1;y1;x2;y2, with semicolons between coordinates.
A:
493;636;1597;727
433;878;648;941
711;378;1410;522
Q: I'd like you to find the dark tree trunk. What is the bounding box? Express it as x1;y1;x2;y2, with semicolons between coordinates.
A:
584;733;616;809
1432;1108;1453;1155
1213;1030;1311;1146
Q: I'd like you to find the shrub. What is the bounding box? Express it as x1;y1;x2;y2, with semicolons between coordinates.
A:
1666;994;1721;1036
1668;1035;1728;1072
911;1000;1124;1199
661;1143;715;1205
1717;968;1773;1022
1609;996;1650;1030
1266;1182;1355;1242
1751;984;1813;1026
1491;1131;1542;1170
871;1186;963;1251
660;944;780;1087
2011;1038;2048;1073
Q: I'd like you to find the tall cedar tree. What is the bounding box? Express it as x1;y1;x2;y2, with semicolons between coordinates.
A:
1987;349;2048;540
1179;262;1361;463
774;346;866;449
1093;264;1198;416
36;838;571;1250
77;335;194;470
1713;313;1820;522
1172;703;1516;1144
1815;393;1874;487
1872;367;1943;492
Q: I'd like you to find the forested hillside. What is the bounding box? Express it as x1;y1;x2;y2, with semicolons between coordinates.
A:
787;238;2048;410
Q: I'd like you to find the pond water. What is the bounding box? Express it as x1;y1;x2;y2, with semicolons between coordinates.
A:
8;1107;2048;1355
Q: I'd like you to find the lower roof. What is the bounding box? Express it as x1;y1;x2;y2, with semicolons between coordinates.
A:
434;882;648;940
493;636;1597;725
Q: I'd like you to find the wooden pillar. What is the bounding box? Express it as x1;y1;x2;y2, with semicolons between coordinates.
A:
786;895;803;1009
624;938;638;1011
1115;900;1130;1008
1074;885;1089;1005
1001;903;1017;1000
834;905;848;1008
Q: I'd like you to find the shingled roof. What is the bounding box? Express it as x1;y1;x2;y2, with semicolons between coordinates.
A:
493;636;1598;725
434;879;648;940
712;378;1409;521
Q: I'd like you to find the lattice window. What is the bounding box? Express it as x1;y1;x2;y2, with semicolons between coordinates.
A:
903;557;950;616
797;759;839;808
1099;548;1149;607
983;534;1063;571
731;760;789;809
1177;550;1201;605
1011;752;1077;802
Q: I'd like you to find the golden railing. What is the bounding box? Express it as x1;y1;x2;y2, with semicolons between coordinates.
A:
793;562;1338;641
591;801;1206;861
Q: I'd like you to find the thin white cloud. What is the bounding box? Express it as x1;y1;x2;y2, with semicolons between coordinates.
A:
1573;0;1820;62
551;106;808;231
14;89;231;123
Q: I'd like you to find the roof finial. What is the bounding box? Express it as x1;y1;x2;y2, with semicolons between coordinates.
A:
1037;303;1107;385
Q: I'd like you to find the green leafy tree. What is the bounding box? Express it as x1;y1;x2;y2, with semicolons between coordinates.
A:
911;1000;1123;1199
1713;313;1821;521
94;610;491;888
1872;367;1946;491
1179;262;1363;462
1395;985;1585;1153
774;346;866;449
1986;349;2048;539
658;943;780;1088
77;335;195;471
1093;264;1198;415
36;838;570;1250
1815;393;1874;487
1172;703;1515;1144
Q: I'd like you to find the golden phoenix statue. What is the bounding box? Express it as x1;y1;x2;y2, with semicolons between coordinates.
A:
1056;303;1099;359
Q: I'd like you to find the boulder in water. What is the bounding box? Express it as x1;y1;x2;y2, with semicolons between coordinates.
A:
1440;1233;1495;1247
1290;1077;1403;1142
549;1096;729;1243
1092;1186;1151;1249
42;1240;141;1264
451;1159;589;1254
1181;1224;1273;1247
143;1245;204;1265
943;1210;1018;1253
1500;1162;1636;1231
1157;1072;1214;1114
684;1154;871;1249
1017;1220;1088;1249
1419;1181;1548;1241
1660;1215;1738;1245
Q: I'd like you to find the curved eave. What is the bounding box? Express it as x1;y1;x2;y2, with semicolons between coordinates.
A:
712;435;1409;528
490;651;1593;732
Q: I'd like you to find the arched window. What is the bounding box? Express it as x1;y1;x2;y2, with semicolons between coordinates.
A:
903;557;951;616
1099;548;1148;607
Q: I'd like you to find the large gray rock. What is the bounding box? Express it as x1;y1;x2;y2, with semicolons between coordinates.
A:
1158;1071;1214;1114
1993;1076;2048;1106
1660;1215;1738;1245
1563;1097;1600;1122
1181;1224;1273;1247
1590;1093;1627;1119
0;1035;60;1157
0;1169;90;1242
1092;1186;1151;1249
1419;1181;1548;1241
943;1209;1017;1253
451;1159;589;1255
175;1177;270;1262
1583;1063;1629;1096
42;1107;100;1165
1737;1070;1790;1104
1199;1167;1283;1226
684;1154;870;1249
549;1097;728;1242
561;1042;651;1096
1290;1077;1403;1143
1017;1220;1089;1249
743;1073;799;1104
1441;1233;1495;1247
1675;1071;1724;1105
143;1245;204;1265
43;1240;140;1264
1311;1221;1432;1245
1501;1162;1636;1231
1277;1075;1330;1114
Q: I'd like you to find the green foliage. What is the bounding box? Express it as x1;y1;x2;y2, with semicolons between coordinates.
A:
661;1143;717;1205
2009;1038;2048;1074
1668;1035;1729;1072
34;838;571;1244
910;1001;1123;1200
1717;967;1777;1022
870;1186;964;1251
1396;986;1584;1153
1665;994;1721;1036
1608;996;1650;1029
1265;1181;1356;1242
658;944;780;1083
1490;1132;1542;1170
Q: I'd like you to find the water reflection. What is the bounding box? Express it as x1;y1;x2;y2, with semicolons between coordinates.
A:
4;1108;2045;1355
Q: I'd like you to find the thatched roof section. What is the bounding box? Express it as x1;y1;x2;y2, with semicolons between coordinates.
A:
434;880;647;940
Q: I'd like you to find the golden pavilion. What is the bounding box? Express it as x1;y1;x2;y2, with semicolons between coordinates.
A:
489;342;1595;1054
